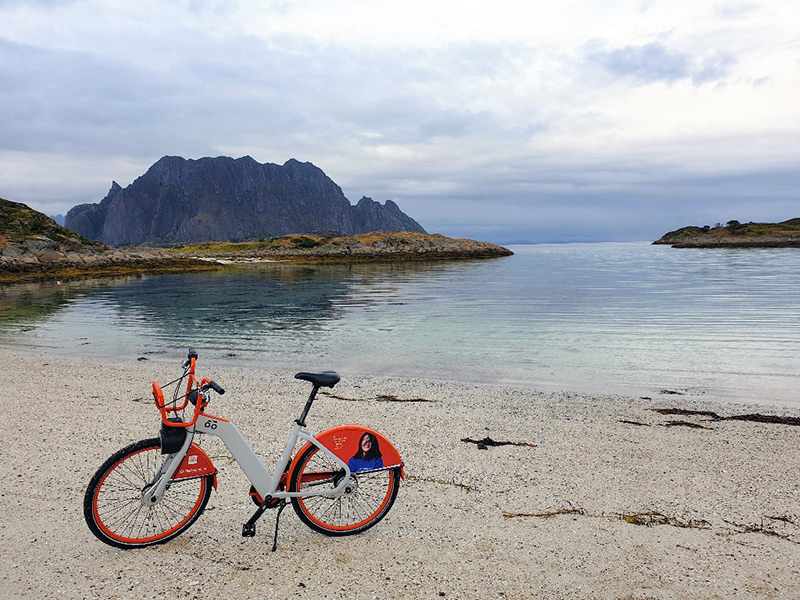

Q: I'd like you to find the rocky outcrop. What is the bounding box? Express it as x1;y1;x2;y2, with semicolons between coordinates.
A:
1;236;102;267
1;197;195;281
654;219;800;248
66;156;426;246
654;235;800;248
177;232;514;262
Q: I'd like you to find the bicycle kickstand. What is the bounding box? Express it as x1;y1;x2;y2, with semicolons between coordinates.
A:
271;500;288;552
241;496;288;552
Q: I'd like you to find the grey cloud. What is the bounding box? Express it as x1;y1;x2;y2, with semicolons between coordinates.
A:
416;111;492;138
0;38;194;154
692;52;737;85
0;0;74;6
1;28;536;163
586;42;735;86
715;3;759;20
0;35;337;159
587;42;690;82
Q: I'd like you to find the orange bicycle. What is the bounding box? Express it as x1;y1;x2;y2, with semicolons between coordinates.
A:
84;348;404;550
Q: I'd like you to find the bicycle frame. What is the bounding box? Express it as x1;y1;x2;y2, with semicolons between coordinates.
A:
143;413;352;507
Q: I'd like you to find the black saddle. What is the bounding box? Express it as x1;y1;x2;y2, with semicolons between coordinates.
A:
294;371;341;388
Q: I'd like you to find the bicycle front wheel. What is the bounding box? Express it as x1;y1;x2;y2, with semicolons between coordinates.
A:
84;438;212;549
289;445;400;536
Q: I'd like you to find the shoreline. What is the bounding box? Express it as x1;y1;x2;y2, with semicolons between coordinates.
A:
3;337;798;411
1;347;798;599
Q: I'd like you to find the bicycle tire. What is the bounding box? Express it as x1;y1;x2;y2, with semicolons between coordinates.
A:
289;444;400;536
84;438;212;549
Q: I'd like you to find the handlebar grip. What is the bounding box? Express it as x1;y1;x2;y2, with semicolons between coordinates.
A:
203;380;225;395
183;347;199;369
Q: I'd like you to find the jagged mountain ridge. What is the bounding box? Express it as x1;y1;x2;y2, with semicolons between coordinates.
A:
66;155;426;246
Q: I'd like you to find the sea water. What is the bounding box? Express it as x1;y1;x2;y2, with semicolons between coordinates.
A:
1;242;799;407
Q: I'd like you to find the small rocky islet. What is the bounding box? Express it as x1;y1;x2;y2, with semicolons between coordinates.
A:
654;218;800;248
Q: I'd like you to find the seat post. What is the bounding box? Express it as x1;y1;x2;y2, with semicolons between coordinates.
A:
296;385;320;427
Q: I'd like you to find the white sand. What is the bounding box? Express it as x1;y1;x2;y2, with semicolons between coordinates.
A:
0;348;798;599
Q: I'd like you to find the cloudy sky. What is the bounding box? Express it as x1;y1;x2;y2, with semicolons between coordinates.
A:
1;0;798;243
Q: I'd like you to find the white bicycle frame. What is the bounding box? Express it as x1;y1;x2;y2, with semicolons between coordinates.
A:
142;413;352;507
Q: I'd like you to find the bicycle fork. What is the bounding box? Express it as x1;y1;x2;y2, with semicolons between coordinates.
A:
141;430;196;507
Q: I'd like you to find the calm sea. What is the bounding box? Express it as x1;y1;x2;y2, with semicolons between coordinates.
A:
1;243;799;407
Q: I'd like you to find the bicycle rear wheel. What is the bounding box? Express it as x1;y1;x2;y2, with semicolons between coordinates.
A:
289;444;400;536
84;438;212;549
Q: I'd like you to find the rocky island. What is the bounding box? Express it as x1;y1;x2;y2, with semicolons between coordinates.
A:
1;155;514;282
653;218;800;248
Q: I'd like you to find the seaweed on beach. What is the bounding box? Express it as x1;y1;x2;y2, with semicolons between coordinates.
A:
320;391;367;402
504;507;708;529
653;408;719;418
502;507;585;519
620;511;711;529
461;436;537;449
407;474;474;491
504;505;799;544
724;413;800;426
619;420;651;426
722;516;800;544
320;391;435;403
663;420;713;430
376;394;435;403
651;408;800;427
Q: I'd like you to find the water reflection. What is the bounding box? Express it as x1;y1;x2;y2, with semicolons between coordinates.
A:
0;259;492;363
0;276;140;327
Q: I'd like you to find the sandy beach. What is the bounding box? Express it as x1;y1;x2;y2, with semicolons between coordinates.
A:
0;347;798;599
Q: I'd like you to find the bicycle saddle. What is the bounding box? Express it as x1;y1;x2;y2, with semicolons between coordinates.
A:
294;371;341;388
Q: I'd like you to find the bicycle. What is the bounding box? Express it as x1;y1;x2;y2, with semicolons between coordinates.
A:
83;348;404;551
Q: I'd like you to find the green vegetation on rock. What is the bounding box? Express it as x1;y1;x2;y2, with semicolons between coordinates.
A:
169;231;513;261
0;197;98;247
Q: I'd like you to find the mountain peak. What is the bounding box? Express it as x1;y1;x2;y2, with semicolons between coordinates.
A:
65;156;426;246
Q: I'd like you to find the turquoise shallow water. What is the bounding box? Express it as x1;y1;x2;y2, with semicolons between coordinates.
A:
1;243;799;406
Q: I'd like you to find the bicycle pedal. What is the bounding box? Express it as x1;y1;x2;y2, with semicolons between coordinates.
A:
242;523;256;537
